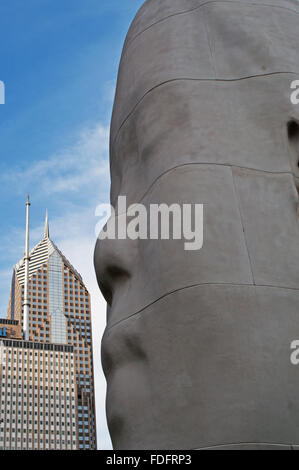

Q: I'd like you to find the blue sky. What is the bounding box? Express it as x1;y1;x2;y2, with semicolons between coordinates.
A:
0;0;145;449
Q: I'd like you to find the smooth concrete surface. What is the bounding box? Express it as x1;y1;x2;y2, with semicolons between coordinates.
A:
101;285;299;449
110;76;297;207
94;0;299;449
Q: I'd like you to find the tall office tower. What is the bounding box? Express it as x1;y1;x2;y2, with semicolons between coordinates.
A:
0;336;77;450
6;202;97;450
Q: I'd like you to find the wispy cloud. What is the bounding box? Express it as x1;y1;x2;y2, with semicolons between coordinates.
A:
2;123;110;197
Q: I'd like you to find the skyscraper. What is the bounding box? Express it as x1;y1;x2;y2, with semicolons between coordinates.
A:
0;335;77;450
3;199;97;450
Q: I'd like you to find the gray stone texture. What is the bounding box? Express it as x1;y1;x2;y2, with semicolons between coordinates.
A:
94;0;299;449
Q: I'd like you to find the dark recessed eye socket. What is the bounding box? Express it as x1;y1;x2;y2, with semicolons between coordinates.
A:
287;120;299;140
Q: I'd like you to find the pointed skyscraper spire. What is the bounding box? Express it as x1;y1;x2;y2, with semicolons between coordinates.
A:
44;210;49;239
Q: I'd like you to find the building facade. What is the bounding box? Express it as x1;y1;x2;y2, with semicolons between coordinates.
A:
0;338;77;450
4;215;97;450
0;318;22;341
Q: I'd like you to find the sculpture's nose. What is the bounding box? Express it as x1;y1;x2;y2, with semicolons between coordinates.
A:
288;120;299;178
94;226;134;309
287;119;299;213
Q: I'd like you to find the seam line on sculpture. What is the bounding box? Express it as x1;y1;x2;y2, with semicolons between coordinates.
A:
202;7;217;77
106;283;299;331
231;167;255;285
124;1;299;54
192;441;294;450
112;163;294;215
112;73;299;147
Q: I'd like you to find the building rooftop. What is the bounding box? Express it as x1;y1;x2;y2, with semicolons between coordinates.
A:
15;235;83;284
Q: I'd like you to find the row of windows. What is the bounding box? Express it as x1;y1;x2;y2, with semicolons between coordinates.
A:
0;439;76;444
2;367;73;375
1;426;76;433
1;343;73;353
1;427;75;434
1;393;75;400
2;358;72;364
1;405;76;412
0;441;76;446
1;412;75;421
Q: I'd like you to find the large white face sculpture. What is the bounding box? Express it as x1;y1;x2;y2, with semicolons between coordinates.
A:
95;0;299;449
